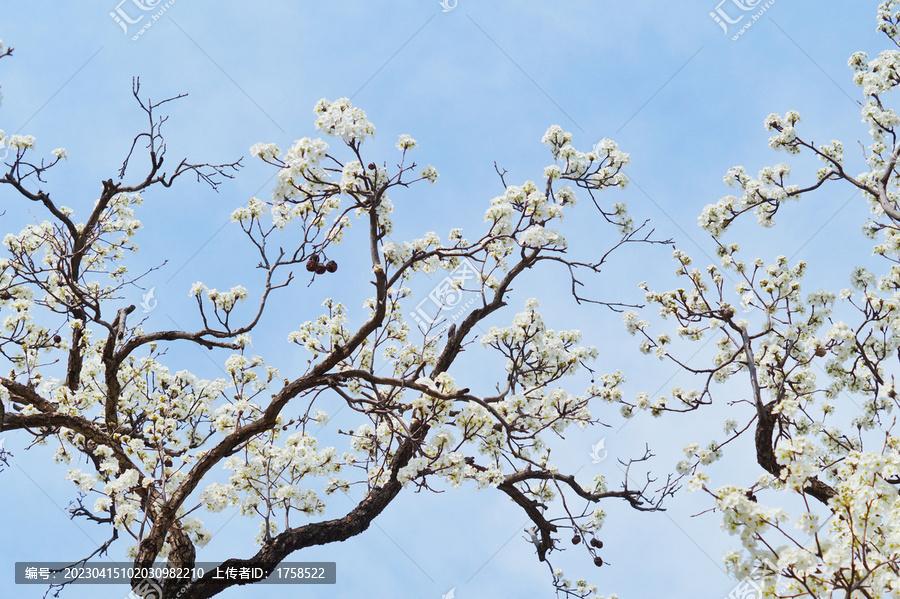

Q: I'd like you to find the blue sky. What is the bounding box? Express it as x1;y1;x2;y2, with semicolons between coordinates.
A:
0;1;889;598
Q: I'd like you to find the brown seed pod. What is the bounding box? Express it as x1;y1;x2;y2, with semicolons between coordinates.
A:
53;334;62;344
590;538;603;549
306;255;320;272
572;535;581;545
325;260;338;273
367;163;376;171
815;347;827;357
593;556;603;567
722;308;734;319
315;263;327;275
0;291;11;300
492;423;503;432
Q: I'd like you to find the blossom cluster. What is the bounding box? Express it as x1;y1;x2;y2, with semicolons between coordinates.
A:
625;5;900;595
